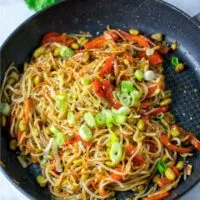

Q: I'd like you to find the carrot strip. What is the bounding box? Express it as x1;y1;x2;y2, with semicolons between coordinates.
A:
160;134;192;153
157;177;171;188
145;191;170;200
118;29;150;48
24;98;34;121
84;35;105;49
111;168;123;181
172;166;180;176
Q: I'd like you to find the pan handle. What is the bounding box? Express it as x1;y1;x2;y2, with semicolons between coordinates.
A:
192;12;200;26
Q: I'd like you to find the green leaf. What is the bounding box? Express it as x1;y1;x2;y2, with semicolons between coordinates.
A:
25;0;58;11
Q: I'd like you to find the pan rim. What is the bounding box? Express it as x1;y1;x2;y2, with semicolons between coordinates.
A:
0;0;200;199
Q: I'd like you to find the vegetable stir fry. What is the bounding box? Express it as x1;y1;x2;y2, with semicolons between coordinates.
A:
0;27;199;200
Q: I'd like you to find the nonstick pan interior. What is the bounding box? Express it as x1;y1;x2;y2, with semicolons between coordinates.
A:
0;0;200;199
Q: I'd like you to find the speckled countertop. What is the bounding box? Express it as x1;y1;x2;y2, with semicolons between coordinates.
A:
0;0;200;200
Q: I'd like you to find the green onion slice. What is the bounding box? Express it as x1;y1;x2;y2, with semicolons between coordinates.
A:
84;112;96;128
81;78;89;86
95;112;106;126
119;93;131;106
56;93;68;111
170;56;179;66
60;46;74;58
114;114;126;125
156;160;167;174
121;80;134;93
79;124;93;142
67;111;75;126
109;142;123;165
50;127;66;146
135;70;144;81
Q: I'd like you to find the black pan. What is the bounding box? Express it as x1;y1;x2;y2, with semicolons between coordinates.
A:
0;0;200;199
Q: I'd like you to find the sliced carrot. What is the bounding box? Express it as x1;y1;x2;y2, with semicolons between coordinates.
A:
17;131;26;143
111;168;123;181
145;191;170;200
172;166;180;176
24;98;34;121
156;177;171;188
126;144;136;155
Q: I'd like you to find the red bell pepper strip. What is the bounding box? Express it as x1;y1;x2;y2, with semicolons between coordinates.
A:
93;79;121;109
41;32;75;46
145;106;169;117
106;86;121;109
144;191;170;200
141;100;153;108
93;78;106;98
99;56;115;78
84;35;105;49
148;52;163;65
118;29;150;48
156;177;172;188
160;134;192;153
41;32;60;44
104;31;119;41
177;126;200;150
147;84;159;97
137;51;163;65
84;32;119;49
102;80;121;109
189;135;200;150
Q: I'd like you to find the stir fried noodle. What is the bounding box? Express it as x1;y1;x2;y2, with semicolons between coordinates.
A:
1;28;200;200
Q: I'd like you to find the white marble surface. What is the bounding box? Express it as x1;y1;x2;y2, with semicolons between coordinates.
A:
0;0;200;200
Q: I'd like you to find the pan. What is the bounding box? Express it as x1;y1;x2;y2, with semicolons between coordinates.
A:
0;0;200;199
